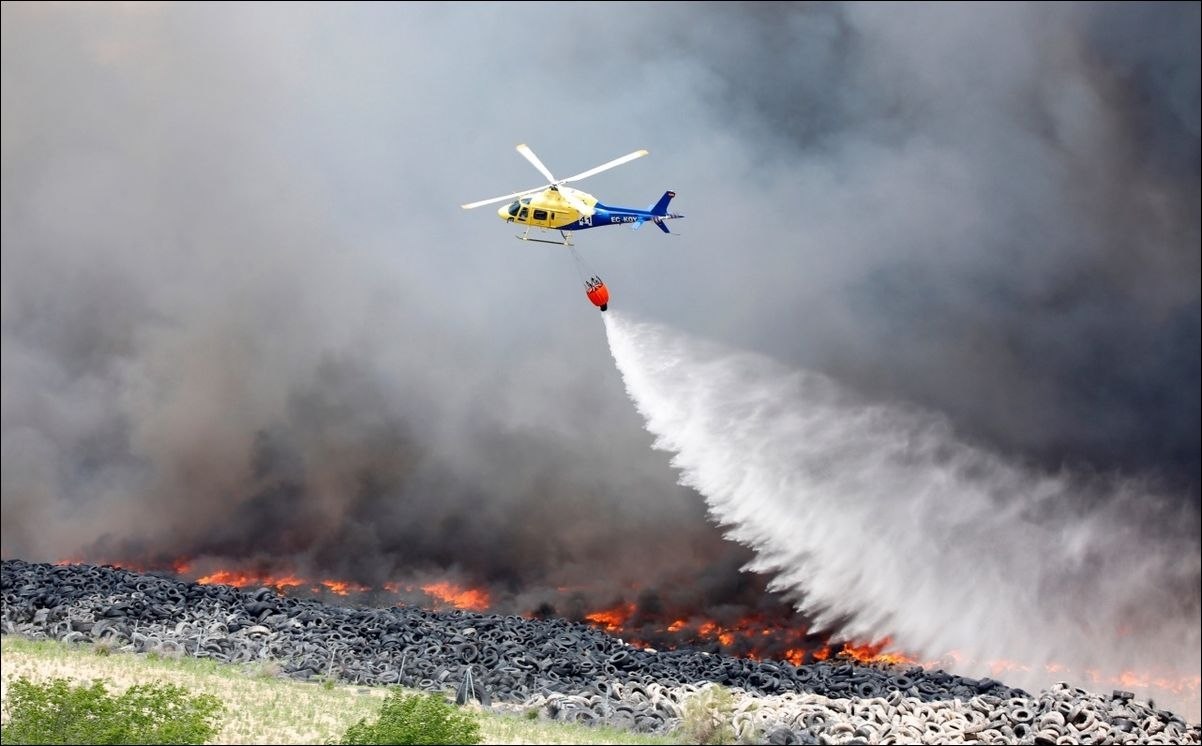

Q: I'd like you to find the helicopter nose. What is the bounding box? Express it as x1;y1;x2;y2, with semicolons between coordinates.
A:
497;206;508;220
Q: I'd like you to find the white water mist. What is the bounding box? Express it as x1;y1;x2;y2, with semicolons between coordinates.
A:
604;311;1200;719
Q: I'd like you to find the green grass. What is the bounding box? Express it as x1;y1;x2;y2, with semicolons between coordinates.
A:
0;636;680;745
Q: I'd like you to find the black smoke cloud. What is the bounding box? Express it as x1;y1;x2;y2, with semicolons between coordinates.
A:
2;1;1198;635
630;2;1201;492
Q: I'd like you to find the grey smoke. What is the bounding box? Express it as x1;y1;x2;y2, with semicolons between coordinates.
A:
2;0;1197;694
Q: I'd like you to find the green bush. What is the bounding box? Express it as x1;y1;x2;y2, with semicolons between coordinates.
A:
0;676;223;745
678;683;736;745
336;690;481;745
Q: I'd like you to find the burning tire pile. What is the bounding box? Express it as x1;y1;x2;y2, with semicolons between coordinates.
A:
3;559;1198;744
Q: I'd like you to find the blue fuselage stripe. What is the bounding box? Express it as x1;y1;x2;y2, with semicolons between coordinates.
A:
559;203;681;231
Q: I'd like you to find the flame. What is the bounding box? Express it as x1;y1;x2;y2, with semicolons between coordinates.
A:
420;581;491;611
926;651;1202;705
686;615;825;660
839;638;916;666
196;570;304;590
321;579;370;596
585;602;636;633
45;555;1200;714
1103;671;1201;697
989;657;1032;675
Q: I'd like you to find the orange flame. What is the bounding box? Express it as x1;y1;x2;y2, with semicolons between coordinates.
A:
196;570;304;590
585;602;636;633
1099;670;1201;697
321;579;370;596
420;581;491;611
839;638;916;666
55;555;1200;713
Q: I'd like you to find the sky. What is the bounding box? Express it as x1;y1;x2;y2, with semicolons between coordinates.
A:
2;0;1199;689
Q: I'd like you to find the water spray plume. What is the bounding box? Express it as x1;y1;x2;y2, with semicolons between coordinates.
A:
603;311;1201;719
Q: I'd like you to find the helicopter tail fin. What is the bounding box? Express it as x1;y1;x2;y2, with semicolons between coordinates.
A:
649;191;675;217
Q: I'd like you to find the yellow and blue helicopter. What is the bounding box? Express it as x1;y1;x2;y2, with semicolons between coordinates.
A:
461;144;683;247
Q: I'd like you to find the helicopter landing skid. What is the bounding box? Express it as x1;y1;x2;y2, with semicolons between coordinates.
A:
516;228;574;247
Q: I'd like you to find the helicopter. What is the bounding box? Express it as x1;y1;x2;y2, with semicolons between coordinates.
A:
460;144;683;248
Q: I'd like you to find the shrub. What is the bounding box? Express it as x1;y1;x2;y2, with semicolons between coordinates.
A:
678;683;736;745
0;676;223;745
336;690;481;745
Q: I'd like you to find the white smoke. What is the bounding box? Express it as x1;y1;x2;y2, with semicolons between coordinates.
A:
604;310;1201;720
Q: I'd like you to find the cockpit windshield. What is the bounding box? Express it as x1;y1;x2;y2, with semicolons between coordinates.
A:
507;201;520;217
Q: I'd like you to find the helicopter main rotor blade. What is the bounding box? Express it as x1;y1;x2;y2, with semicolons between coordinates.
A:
561;149;649;184
516;144;557;184
460;185;547;210
462;145;647;209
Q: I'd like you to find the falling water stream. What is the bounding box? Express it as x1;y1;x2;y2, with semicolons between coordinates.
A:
603;311;1200;719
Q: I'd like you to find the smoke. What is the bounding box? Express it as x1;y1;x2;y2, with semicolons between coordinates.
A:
2;1;1198;712
604;310;1201;719
0;2;734;607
